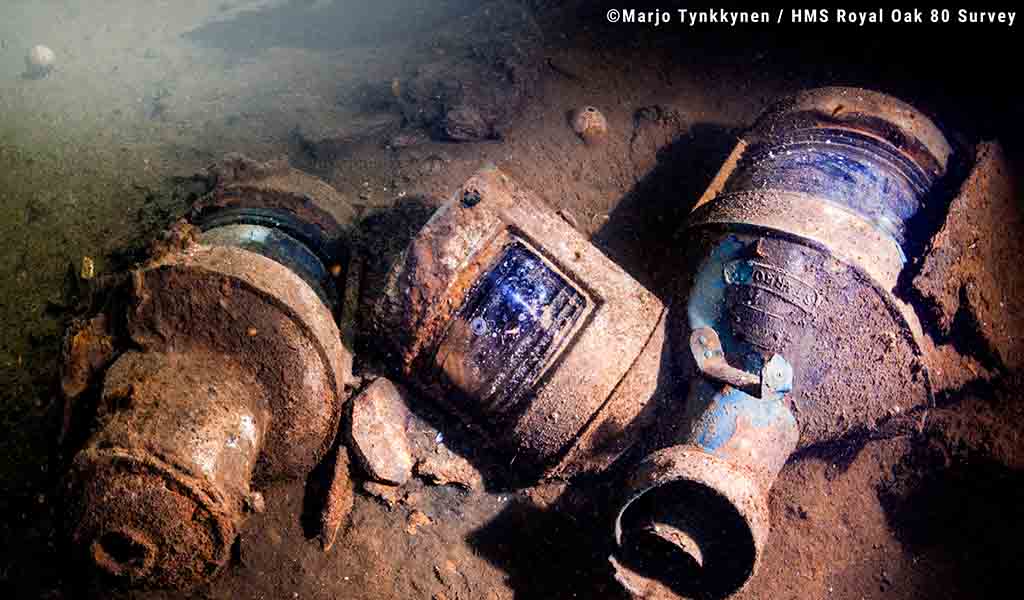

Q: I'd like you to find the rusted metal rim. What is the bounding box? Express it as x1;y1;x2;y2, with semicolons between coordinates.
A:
751;86;951;179
189;180;352;244
688;189;906;289
613;445;769;598
66;447;235;587
187;158;358;314
196;208;342;309
133;246;352;477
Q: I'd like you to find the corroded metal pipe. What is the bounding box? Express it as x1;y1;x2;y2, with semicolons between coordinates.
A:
613;87;952;597
62;156;356;589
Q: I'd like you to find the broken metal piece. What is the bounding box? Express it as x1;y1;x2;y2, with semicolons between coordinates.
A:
349;378;414;486
689;327;793;402
62;156;356;590
414;449;483;491
319;446;355;552
688;327;759;394
643;522;704;569
614;87;951;597
375;165;667;478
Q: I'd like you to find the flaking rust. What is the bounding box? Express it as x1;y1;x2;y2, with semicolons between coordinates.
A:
61;155;357;590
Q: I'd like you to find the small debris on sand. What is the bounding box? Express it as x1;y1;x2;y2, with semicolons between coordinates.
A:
362;480;401;508
570;106;608;145
25;45;56;79
405;509;432;535
415;450;483;491
244;490;266;514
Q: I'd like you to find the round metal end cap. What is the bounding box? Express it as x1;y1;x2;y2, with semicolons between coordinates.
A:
66;450;235;589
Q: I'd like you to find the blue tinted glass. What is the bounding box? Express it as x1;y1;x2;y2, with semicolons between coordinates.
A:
437;241;587;421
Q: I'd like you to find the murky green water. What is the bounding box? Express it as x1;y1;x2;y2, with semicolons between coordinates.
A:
0;5;481;583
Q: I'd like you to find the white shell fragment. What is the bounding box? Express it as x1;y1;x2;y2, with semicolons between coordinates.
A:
25;45;56;78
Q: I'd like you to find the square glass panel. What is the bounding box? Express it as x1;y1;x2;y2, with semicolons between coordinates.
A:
435;240;589;421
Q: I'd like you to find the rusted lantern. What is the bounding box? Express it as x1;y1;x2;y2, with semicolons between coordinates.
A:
613;88;952;597
375;165;669;479
62;156;357;589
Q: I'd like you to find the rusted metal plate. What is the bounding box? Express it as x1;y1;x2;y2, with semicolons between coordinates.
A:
548;309;669;479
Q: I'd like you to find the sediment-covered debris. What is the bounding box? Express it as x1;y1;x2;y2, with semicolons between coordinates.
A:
912;141;1024;372
396;2;544;141
320;446;356;552
570;106;609;145
414;448;483;491
60;155;357;590
362;480;402;508
349;378;415;486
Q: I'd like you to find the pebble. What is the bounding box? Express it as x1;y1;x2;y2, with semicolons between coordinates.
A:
570;106;609;145
25;45;56;78
350;378;414;485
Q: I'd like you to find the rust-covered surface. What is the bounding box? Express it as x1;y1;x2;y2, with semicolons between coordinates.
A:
613;446;771;599
65;350;268;588
319;445;355;553
129;244;352;477
189;153;356;240
678;87;948;447
614;87;952;598
375;165;666;474
60;155;357;590
59;313;117;403
678;230;931;447
548;309;669;479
